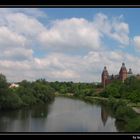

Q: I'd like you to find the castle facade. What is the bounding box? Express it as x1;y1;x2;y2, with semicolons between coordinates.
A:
101;63;133;88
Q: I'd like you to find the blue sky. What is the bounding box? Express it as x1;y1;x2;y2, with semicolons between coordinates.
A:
42;8;140;33
39;8;140;57
0;8;140;82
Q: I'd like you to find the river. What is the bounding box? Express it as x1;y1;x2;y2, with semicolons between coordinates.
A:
0;96;118;132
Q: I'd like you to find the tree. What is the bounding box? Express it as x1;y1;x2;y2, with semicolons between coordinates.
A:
120;77;140;103
0;74;23;109
32;80;55;103
0;73;8;90
126;117;140;132
104;80;122;98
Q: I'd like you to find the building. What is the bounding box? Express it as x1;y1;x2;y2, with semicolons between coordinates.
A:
128;68;133;78
9;83;19;88
101;63;131;88
101;66;109;88
119;62;128;82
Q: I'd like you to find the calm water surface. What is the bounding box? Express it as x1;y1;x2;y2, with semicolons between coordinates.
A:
0;97;118;132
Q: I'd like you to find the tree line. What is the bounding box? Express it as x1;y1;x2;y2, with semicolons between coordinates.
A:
0;73;97;110
0;74;55;110
49;81;96;97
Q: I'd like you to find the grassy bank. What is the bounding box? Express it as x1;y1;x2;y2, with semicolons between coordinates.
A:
55;92;140;113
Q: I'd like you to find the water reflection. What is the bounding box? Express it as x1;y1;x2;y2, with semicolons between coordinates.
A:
0;110;30;132
0;103;50;132
31;104;50;118
0;97;118;132
101;105;109;126
115;120;127;132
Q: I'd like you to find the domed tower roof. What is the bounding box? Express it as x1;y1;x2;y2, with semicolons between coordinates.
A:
119;62;127;74
102;66;109;76
128;68;132;74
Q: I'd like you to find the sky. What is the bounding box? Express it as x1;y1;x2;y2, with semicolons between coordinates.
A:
1;8;140;82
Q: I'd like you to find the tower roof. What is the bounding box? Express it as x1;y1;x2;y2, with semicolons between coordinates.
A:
122;62;125;68
128;68;133;74
103;66;107;71
102;66;109;76
119;62;127;74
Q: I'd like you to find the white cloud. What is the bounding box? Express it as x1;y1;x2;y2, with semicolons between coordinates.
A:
94;13;130;46
0;49;139;82
38;17;102;53
0;26;26;47
5;12;45;37
0;9;138;83
0;9;46;61
38;13;130;55
50;70;80;79
133;36;140;51
2;48;33;61
113;22;129;33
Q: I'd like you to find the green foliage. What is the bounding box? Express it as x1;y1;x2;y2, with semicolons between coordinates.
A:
115;106;137;121
104;80;122;98
1;91;23;109
98;76;140;132
0;74;55;110
120;77;140;103
100;76;140;103
20;80;31;88
99;91;109;98
108;97;127;115
128;90;140;103
125;117;140;132
32;80;55;103
0;74;22;109
107;96;139;132
0;74;8;89
0;74;95;110
50;81;95;97
0;74;9;99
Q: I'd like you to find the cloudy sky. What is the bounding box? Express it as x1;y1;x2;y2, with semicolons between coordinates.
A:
1;8;140;82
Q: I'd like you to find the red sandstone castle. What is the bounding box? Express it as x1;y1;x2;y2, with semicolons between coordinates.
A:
101;63;133;88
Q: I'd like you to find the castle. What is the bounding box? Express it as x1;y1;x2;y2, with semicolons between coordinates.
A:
101;63;133;88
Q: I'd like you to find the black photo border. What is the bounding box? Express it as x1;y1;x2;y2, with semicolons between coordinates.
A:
0;0;139;138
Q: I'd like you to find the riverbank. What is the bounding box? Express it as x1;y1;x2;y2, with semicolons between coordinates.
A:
55;93;140;114
0;96;119;132
55;93;112;104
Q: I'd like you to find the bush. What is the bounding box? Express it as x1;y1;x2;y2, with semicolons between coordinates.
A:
125;117;140;132
115;106;137;121
105;80;122;98
99;91;109;98
0;91;23;109
32;82;55;103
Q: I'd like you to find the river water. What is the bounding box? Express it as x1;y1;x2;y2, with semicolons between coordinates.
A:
0;96;118;132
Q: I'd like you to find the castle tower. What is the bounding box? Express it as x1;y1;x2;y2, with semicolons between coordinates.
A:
128;68;133;78
119;63;128;82
101;66;109;88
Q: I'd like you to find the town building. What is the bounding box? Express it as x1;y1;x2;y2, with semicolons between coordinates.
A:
9;83;19;88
